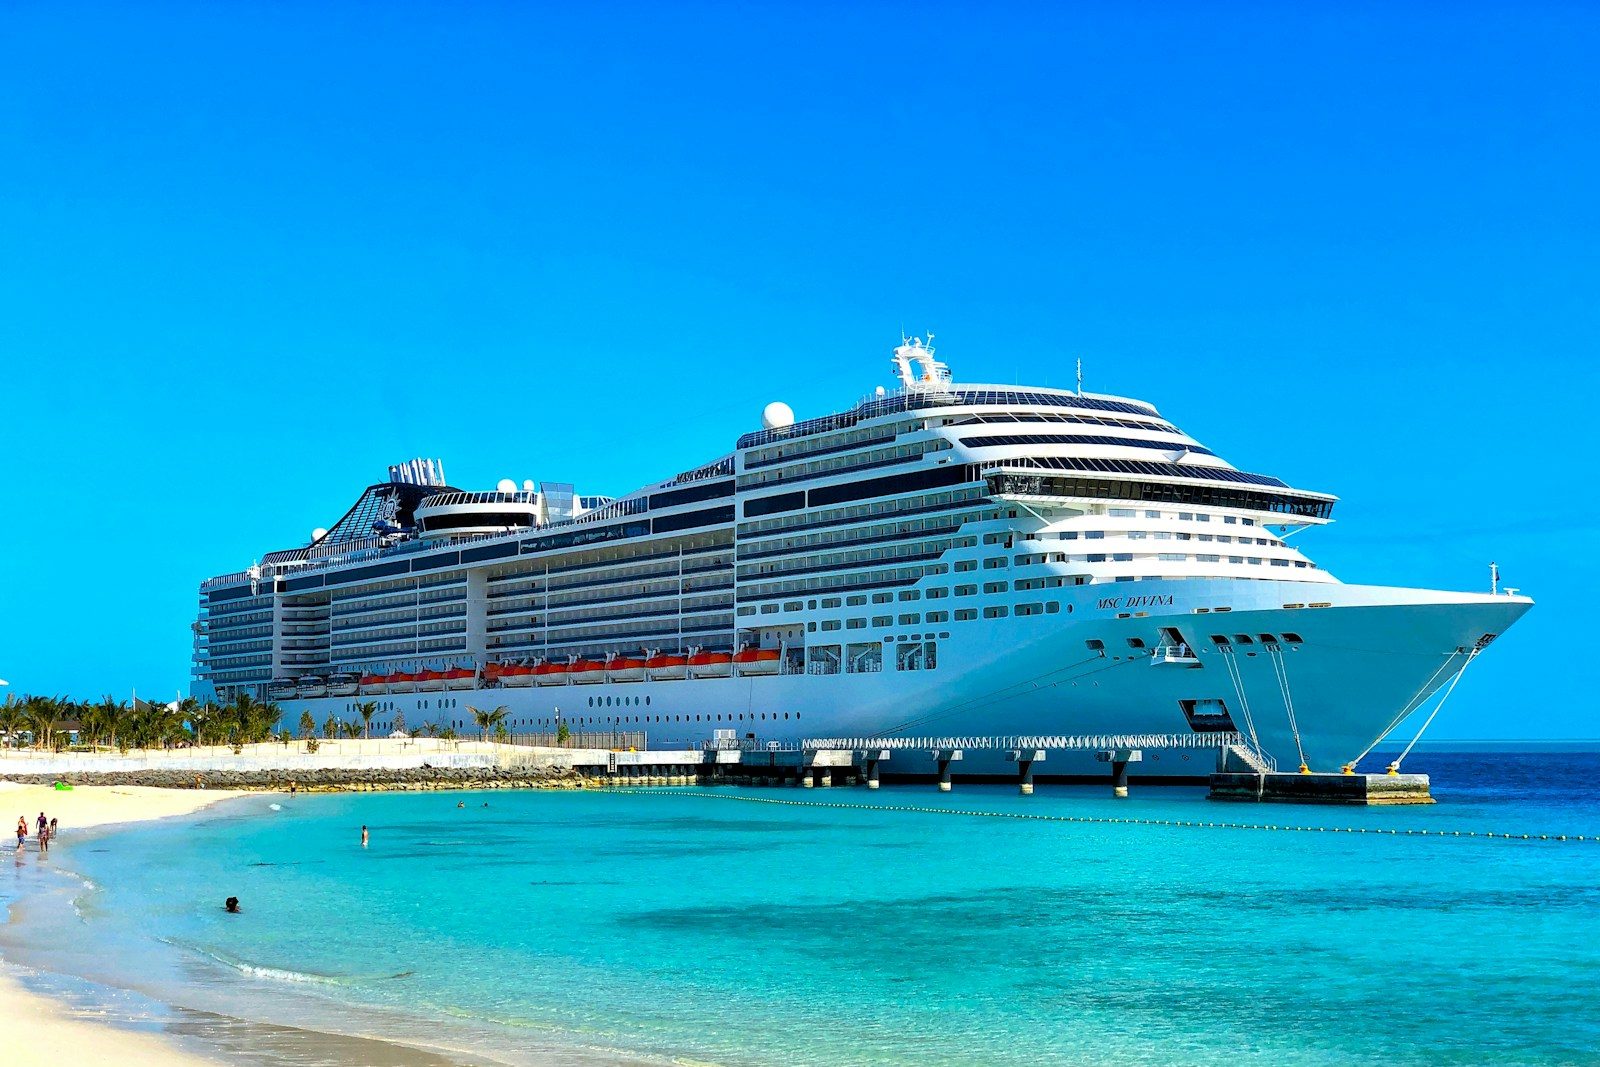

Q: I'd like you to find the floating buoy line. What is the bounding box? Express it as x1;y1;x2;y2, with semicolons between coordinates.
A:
609;788;1595;844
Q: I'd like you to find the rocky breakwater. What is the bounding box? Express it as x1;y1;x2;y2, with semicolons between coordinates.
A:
0;765;610;793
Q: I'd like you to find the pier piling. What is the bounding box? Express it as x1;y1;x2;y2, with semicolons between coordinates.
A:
1097;748;1142;798
1007;748;1045;796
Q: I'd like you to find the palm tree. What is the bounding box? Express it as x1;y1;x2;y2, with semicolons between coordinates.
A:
298;710;316;739
468;704;509;743
355;701;378;740
0;697;25;750
23;695;59;751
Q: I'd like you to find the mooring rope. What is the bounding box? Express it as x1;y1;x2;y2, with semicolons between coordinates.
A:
1216;647;1265;761
1388;648;1480;772
1265;643;1308;773
609;787;1596;845
1348;650;1463;770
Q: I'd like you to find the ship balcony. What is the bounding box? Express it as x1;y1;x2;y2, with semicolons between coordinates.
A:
1150;643;1201;667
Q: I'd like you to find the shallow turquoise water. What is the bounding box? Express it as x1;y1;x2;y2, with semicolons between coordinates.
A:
7;753;1600;1066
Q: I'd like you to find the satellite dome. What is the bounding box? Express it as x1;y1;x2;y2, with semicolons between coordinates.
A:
311;527;328;542
761;401;795;430
496;478;518;493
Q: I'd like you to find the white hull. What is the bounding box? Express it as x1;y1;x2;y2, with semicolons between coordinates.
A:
280;578;1530;772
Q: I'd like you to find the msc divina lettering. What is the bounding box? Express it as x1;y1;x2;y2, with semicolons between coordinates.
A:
192;339;1531;776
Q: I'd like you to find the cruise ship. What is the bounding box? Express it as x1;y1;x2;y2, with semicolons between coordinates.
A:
192;339;1532;776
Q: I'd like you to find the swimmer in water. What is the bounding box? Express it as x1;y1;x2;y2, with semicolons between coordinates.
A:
361;825;369;848
224;896;241;914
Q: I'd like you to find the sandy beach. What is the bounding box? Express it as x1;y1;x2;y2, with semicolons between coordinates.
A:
0;782;247;1067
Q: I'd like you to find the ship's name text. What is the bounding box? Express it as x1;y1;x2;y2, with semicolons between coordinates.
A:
1096;595;1175;610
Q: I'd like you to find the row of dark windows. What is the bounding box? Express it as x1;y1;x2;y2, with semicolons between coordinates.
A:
993;455;1288;489
276;509;734;594
421;511;534;532
736;517;967;563
742;464;978;518
736;389;1161;450
742;428;902;470
985;473;1336;519
647;479;735;511
949;411;1181;434
959;433;1216;457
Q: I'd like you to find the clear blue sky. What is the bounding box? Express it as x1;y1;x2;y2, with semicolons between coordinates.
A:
2;3;1595;736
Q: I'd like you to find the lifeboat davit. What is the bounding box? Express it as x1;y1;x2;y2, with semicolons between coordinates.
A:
733;648;781;676
296;674;329;698
607;656;647;682
644;652;687;680
687;650;732;678
570;658;607;684
534;662;569;686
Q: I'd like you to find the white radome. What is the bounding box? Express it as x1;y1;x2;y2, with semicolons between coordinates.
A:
496;478;518;493
761;401;795;430
311;527;328;542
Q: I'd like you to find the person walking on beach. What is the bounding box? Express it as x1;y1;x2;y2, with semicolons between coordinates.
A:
37;823;49;854
361;825;369;848
15;817;25;851
48;817;57;839
36;812;46;838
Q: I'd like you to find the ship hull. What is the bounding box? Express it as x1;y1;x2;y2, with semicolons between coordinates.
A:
278;579;1530;774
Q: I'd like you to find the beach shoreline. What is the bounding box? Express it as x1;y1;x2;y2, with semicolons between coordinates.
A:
0;782;250;1066
0;780;646;1067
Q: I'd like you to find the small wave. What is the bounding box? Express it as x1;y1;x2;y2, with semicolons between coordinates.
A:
164;940;414;986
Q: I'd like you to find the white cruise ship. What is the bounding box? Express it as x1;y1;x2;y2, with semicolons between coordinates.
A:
192;339;1532;776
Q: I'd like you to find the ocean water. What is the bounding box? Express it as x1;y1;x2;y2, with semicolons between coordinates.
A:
4;751;1600;1066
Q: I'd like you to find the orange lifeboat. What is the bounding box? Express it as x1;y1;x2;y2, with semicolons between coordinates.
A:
570;658;607;684
533;661;569;686
687;649;733;678
733;647;781;676
644;652;687;680
502;663;536;688
417;669;446;691
358;673;387;692
389;671;417;689
443;667;475;689
607;655;647;682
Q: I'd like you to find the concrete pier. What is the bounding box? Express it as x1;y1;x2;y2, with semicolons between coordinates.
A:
1209;771;1434;805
